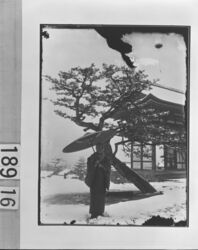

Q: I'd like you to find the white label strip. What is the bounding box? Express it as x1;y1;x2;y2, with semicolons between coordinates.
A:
0;186;19;210
0;144;20;180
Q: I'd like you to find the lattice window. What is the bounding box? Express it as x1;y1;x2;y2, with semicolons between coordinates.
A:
131;143;153;170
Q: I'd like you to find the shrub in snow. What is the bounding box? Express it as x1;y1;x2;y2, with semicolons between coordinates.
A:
70;157;87;181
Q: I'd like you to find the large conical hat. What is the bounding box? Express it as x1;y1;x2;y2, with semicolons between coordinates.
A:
63;129;116;153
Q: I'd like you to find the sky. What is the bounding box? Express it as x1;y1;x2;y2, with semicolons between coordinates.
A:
41;27;187;167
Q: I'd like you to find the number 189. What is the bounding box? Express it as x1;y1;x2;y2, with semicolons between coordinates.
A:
0;144;20;180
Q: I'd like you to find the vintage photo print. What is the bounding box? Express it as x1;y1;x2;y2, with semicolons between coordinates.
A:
39;25;189;226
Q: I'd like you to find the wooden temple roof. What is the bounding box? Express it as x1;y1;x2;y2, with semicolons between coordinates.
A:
137;94;185;117
113;93;186;124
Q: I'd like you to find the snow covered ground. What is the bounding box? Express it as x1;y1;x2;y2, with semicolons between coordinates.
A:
40;171;187;225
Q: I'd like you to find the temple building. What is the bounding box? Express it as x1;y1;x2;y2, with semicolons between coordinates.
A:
116;94;187;173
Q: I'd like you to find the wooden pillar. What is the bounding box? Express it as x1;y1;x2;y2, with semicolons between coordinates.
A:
164;145;167;169
140;143;143;170
174;147;178;170
130;141;133;169
152;144;156;171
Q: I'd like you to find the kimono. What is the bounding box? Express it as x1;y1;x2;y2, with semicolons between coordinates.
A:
85;152;111;218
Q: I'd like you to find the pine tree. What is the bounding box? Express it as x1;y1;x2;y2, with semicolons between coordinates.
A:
70;157;87;181
45;64;186;192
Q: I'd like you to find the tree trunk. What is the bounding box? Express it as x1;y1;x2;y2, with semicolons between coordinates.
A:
111;155;157;193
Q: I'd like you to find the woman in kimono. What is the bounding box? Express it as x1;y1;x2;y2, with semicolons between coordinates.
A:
85;142;111;219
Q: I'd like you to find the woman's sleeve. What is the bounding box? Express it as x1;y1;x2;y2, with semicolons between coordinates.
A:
85;156;96;188
105;161;111;190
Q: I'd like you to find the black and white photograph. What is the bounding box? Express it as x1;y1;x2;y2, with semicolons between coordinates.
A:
3;0;198;248
39;25;189;226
